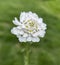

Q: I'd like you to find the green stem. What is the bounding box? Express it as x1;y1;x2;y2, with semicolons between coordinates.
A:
24;43;30;65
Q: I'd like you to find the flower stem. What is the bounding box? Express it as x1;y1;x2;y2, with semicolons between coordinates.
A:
24;43;30;65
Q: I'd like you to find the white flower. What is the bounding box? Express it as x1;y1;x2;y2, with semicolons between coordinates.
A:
11;11;47;42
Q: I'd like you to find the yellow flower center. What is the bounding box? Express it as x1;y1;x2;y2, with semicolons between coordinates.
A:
24;19;39;33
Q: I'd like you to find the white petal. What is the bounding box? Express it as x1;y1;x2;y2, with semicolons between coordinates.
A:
19;30;24;35
28;11;38;18
20;12;26;22
28;12;38;20
22;24;25;28
33;13;38;18
41;23;47;30
38;18;43;24
13;17;21;25
33;30;46;38
17;24;25;29
11;27;20;35
27;36;32;42
39;31;46;37
17;35;21;38
19;37;26;42
17;26;22;29
28;11;32;14
32;37;40;42
32;32;39;37
23;33;28;37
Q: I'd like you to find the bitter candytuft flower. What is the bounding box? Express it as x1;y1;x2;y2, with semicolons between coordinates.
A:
11;11;47;42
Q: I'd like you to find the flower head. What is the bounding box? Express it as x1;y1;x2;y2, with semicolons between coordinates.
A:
11;11;47;42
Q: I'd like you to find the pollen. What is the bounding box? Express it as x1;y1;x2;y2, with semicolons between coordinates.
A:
29;30;33;32
26;25;28;28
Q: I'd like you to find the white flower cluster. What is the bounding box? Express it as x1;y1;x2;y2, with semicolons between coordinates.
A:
11;11;47;42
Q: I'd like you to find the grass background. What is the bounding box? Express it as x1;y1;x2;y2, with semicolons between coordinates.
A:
0;0;60;65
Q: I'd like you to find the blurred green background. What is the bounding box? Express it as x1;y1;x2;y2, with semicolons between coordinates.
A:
0;0;60;65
